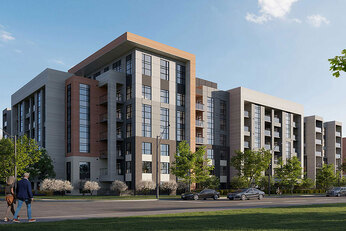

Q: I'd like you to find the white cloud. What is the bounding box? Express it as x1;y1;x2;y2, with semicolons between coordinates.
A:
52;59;66;66
306;14;330;27
246;0;299;24
0;30;15;42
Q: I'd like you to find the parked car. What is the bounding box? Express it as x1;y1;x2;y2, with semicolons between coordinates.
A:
227;188;265;200
181;189;220;200
326;187;346;197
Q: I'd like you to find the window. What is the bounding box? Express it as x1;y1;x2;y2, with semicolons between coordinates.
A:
126;142;132;155
126;105;132;119
79;84;90;153
113;60;122;72
160;89;169;103
176;64;185;84
160;108;169;139
161;162;170;174
160;59;169;80
126;162;132;174
126;55;132;76
117;162;123;175
254;104;261;149
142;161;152;173
37;93;41;142
286;142;291;159
286;113;291;139
142;54;152;76
142;142;152;155
207;149;214;159
207;97;214;145
126;123;132;138
126;86;132;100
142;104;152;137
220;100;226;131
142;85;151;100
104;66;109;72
220;150;227;160
220;135;227;146
221;166;227;176
220;119;226;131
67;85;71;153
79;162;90;180
160;144;169;156
66;162;71;182
177;93;185;107
176;111;185;141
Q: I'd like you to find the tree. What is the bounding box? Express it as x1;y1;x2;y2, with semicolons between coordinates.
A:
329;49;346;77
299;178;315;189
25;149;56;181
316;164;336;191
111;180;128;195
83;181;101;196
170;141;214;191
0;136;41;181
230;148;272;187
199;176;220;190
258;176;275;193
275;157;302;194
229;176;248;189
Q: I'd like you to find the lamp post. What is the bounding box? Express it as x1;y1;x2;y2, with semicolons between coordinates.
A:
156;124;170;199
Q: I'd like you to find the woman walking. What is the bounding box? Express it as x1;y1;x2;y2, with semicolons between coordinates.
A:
4;176;16;222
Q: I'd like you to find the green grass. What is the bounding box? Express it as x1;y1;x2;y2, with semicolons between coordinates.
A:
33;195;180;200
1;203;345;231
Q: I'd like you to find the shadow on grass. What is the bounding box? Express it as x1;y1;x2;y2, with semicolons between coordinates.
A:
1;203;346;231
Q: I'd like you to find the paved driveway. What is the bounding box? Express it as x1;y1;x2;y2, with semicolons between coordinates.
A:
0;196;345;223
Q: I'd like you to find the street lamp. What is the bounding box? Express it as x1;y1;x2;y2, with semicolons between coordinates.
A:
156;123;170;199
0;128;17;183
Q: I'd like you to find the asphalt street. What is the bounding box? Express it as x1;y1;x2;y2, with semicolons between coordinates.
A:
0;196;345;223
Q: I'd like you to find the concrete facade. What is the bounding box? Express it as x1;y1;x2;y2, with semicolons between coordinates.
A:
2;108;11;138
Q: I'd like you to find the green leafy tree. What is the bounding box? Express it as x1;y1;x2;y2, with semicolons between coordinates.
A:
275;157;302;194
199;175;220;190
0;136;41;181
298;178;315;189
329;49;346;77
230;148;272;187
258;175;275;193
316;164;336;190
171;141;214;191
229;176;248;189
25;149;56;181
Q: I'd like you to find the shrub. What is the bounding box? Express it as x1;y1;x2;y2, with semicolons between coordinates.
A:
137;181;155;194
298;178;315;189
230;176;248;189
199;176;220;190
177;181;189;193
110;180;128;195
83;181;101;195
40;179;73;195
160;181;178;195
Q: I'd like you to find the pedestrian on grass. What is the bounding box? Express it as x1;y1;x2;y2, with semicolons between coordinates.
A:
4;176;16;222
12;173;36;223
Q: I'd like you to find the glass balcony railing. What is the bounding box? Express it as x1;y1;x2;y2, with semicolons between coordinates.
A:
336;154;341;159
265;144;271;150
265;115;271;122
244;126;250;132
274;131;280;138
316;127;322;133
274;145;280;152
196;103;204;110
196;120;204;127
336;143;341;148
315;151;322;157
316;139;322;145
336;131;341;137
196;137;204;144
265;130;271;136
273;118;280;124
244;111;249;118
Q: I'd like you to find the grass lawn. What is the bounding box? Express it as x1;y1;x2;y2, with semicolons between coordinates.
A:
33;195;180;200
1;203;345;231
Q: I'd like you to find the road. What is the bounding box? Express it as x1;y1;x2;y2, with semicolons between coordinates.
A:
0;196;345;223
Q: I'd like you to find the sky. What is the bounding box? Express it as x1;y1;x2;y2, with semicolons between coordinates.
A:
1;0;346;132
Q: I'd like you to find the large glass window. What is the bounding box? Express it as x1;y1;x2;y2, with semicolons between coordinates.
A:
176;64;185;84
142;85;151;100
142;54;152;76
207;149;214;159
176;111;185;141
207;97;214;145
79;84;90;153
126;162;132;174
142;161;152;173
126;86;132;100
113;60;122;72
160;108;169;139
177;93;185;107
160;59;169;80
142;142;152;155
220;100;226;131
37;93;41;142
66;162;71;182
220;134;226;146
126;54;132;76
79;162;90;180
161;162;170;174
286;142;291;159
254;104;261;149
286;113;291;139
160;144;169;156
67;84;71;153
142;104;152;137
126;123;132;138
126;105;132;119
160;90;169;104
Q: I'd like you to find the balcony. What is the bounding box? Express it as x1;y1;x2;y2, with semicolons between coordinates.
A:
336;143;341;148
274;158;279;164
100;113;107;123
273;117;280;124
4;121;7;127
100;131;108;141
196;137;204;144
316;139;322;145
100;95;108;105
265;130;271;137
274;131;280;138
316;127;322;133
196;103;204;111
196;120;204;127
336;154;341;159
116;94;124;103
293;122;297;127
265;115;271;122
265;144;271;150
244;110;250;118
274;145;280;152
316;151;322;157
244;141;250;149
292;135;296;140
316;163;323;168
336;131;341;137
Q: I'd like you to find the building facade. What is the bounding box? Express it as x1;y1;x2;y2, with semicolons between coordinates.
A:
2;108;11;138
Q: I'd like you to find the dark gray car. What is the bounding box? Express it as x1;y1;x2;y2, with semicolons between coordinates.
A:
181;189;220;200
326;187;346;197
227;188;265;200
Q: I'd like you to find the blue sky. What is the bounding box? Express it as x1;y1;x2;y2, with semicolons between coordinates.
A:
1;0;346;132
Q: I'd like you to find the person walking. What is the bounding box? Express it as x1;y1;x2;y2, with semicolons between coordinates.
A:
4;176;16;222
12;173;36;223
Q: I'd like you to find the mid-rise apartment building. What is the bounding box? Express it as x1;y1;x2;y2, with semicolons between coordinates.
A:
228;87;304;177
2;108;11;138
324;121;343;172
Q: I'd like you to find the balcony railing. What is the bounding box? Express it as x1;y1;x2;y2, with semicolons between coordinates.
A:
273;117;280;124
274;131;280;138
265;144;271;150
244;141;250;148
265;130;271;136
316;127;322;133
336;143;341;148
244;126;250;132
316;139;322;145
336;154;341;159
293;122;297;127
292;135;296;140
315;151;322;157
196;137;204;144
265;115;271;122
116;112;122;120
116;94;123;102
196;103;204;110
244;111;249;118
274;145;280;152
100;95;107;105
336;131;341;137
196;120;204;127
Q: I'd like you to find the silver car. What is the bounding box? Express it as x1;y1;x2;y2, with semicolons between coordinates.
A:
326;187;346;197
